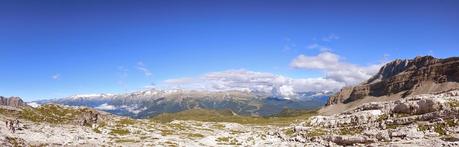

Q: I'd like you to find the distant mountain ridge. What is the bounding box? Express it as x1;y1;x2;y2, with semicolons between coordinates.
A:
321;55;459;115
37;89;332;118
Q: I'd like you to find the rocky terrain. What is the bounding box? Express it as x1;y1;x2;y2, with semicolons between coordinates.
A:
0;103;301;146
323;56;459;115
276;90;459;146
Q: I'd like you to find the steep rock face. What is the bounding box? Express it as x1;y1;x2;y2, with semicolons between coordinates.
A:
325;87;354;105
326;56;459;106
0;96;27;107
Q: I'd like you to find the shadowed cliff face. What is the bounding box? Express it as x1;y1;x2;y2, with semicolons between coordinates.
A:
326;56;459;106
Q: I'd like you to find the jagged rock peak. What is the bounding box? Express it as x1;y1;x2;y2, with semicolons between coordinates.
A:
366;56;438;84
0;96;27;107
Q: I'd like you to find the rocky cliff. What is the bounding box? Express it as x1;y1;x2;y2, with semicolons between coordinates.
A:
0;96;27;107
325;56;459;107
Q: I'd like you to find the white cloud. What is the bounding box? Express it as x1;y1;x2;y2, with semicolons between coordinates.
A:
322;34;339;42
95;103;117;110
27;102;40;108
161;69;345;97
157;52;384;96
291;51;340;70
163;77;195;85
51;74;60;80
291;51;383;85
136;62;152;77
272;85;295;99
307;43;331;52
121;105;147;114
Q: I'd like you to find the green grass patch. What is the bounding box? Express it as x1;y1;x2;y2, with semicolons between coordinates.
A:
19;104;95;124
93;127;102;133
417;124;429;132
110;128;130;136
386;124;400;129
30;143;49;147
283;128;295;136
377;114;389;122
446;119;457;127
230;130;245;135
187;133;205;138
307;128;326;137
448;100;459;108
139;136;149;140
115;139;138;143
339;127;363;135
92;122;107;133
169;123;187;131
434;123;447;136
6;137;24;147
118;118;136;126
160;129;174;136
212;124;225;129
216;137;230;142
150;108;317;126
216;136;241;145
164;141;178;147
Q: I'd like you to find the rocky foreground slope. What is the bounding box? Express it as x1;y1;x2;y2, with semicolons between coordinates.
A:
0;103;299;146
276;90;459;146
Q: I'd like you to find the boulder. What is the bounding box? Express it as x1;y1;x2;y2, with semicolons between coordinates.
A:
325;135;375;145
74;109;106;126
389;126;424;139
392;99;442;115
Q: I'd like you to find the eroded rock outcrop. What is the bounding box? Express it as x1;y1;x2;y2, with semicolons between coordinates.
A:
75;109;107;126
0;96;27;107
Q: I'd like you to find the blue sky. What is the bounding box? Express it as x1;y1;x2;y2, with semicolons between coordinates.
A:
0;0;458;101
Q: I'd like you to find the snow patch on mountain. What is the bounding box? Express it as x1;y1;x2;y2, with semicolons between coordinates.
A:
68;93;114;99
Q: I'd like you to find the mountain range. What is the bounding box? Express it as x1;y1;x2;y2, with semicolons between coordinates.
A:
36;89;332;118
